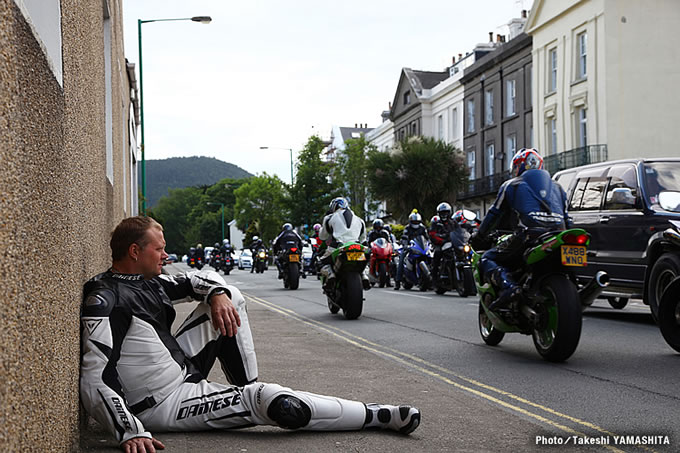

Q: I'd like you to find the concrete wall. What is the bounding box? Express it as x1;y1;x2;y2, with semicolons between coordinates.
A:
0;0;134;450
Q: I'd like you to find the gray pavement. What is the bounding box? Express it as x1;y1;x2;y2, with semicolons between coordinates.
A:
79;280;596;452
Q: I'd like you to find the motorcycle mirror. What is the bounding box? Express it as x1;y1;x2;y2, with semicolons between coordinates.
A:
462;209;477;221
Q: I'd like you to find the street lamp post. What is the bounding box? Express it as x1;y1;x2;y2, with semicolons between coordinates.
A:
138;15;212;214
207;202;225;241
259;146;293;185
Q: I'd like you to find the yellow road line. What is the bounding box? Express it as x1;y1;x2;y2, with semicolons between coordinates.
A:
245;292;645;452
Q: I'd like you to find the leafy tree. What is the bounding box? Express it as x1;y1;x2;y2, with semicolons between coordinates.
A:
147;186;202;254
234;173;288;243
334;136;379;219
290;136;338;228
367;136;468;222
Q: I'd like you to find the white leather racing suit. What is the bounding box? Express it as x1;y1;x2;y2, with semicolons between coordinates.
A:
80;269;367;445
318;208;368;284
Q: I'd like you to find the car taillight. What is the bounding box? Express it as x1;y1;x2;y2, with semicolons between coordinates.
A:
290;248;298;252
563;233;588;245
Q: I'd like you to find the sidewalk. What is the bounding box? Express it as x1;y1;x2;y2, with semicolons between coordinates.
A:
79;297;565;453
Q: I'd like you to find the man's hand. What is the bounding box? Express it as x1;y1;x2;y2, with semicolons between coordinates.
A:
122;436;165;453
210;292;241;337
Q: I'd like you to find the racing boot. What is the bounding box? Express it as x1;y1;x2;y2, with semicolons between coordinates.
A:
393;280;401;290
488;268;521;311
363;403;421;435
320;264;336;291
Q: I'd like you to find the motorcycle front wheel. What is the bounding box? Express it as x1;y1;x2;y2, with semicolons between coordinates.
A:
342;273;363;320
658;276;680;353
532;274;582;362
457;268;476;298
478;299;504;346
378;262;389;288
327;296;340;314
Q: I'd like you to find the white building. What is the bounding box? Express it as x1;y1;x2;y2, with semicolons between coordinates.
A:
526;0;680;162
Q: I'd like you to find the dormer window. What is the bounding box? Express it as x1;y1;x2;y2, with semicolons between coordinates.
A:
404;91;411;105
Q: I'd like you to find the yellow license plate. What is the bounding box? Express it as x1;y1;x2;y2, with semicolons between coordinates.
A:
561;245;587;266
347;252;365;261
289;254;300;262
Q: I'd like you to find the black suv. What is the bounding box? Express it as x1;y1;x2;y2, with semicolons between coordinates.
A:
553;158;680;321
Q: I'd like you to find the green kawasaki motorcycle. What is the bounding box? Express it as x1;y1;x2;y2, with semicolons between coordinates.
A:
321;242;370;320
472;228;609;362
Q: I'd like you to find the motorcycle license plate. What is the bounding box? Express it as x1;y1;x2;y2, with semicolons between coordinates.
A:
347;252;365;261
289;254;300;262
561;245;587;266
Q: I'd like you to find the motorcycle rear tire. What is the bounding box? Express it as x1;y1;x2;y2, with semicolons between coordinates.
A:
378;262;389;288
342;273;363;320
288;264;300;290
532;274;582;362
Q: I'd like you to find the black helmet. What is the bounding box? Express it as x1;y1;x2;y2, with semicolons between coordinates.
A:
329;197;349;212
372;219;384;230
214;242;220;248
282;223;293;231
436;202;452;221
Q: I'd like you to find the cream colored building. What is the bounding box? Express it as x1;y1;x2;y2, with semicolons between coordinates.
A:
526;0;680;162
0;0;138;450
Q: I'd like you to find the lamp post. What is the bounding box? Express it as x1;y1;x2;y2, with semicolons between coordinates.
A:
138;15;212;214
207;202;225;241
259;146;293;185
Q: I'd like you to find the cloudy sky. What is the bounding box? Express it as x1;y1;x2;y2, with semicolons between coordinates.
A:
123;0;534;183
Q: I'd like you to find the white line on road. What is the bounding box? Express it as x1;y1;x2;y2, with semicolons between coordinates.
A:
380;290;432;300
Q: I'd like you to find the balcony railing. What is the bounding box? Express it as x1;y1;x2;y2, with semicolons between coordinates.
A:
543;144;608;175
457;144;608;200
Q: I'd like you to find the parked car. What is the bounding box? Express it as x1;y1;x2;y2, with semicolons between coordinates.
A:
164;253;178;264
238;249;253;270
302;242;314;274
553;158;680;320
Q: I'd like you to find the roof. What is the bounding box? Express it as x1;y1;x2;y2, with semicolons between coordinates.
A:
338;127;373;142
460;33;532;84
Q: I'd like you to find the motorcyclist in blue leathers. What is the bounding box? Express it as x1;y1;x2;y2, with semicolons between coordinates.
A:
471;148;570;309
394;211;429;290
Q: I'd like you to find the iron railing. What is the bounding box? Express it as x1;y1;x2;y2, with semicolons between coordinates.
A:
457;144;608;200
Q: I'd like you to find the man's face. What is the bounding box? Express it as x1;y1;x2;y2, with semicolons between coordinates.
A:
137;228;168;279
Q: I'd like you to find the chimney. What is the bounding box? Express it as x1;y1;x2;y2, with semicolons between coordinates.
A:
489;32;493;42
522;9;527;18
355;123;357;128
458;53;462;60
452;56;456;64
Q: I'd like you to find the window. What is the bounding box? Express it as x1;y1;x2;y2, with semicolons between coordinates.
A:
604;166;638;210
485;89;494;125
467;150;476;180
506;134;516;170
577;32;587;79
451;107;458;141
404;91;411;105
571;177;607;211
486;143;495;176
506;80;516;116
549;117;557;155
576;108;587;147
438;114;444;140
549;48;557;92
529;124;533;147
467;99;475;133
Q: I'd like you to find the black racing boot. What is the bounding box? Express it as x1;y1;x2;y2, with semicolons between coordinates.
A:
363;404;421;435
488;268;520;310
393;280;401;290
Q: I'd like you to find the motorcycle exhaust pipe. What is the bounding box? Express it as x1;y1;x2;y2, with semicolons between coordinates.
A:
579;271;610;307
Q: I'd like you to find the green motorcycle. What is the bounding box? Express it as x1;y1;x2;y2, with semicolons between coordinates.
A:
321;242;370;320
472;228;608;362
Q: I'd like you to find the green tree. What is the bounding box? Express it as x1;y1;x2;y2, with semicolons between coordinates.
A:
334;136;379;219
367;136;468;222
234;173;288;243
147;186;202;254
290;136;338;227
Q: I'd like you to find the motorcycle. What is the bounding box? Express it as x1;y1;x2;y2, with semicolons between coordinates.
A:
188;255;203;270
322;242;370;320
210;251;222;270
435;229;477;297
401;236;433;291
253;247;268;273
472;227;609;362
279;247;303;290
658;227;680;353
221;252;234;275
368;237;394;288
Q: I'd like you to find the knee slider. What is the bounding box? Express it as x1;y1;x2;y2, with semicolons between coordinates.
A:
267;395;312;429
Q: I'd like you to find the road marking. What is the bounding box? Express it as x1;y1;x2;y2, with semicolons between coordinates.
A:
245;292;635;452
380;290;432;300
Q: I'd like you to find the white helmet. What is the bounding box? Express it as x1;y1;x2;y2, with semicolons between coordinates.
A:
223;239;230;245
253;236;259;241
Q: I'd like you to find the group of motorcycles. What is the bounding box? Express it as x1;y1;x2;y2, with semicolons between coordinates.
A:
190;249;234;275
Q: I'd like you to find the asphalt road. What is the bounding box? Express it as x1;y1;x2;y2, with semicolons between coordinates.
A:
200;263;680;451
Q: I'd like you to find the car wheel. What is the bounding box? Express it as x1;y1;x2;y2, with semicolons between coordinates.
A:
648;253;680;323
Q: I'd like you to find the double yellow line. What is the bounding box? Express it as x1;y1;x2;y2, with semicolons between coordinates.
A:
245;292;655;453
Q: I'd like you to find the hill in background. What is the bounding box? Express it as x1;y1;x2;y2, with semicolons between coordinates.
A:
142;156;252;207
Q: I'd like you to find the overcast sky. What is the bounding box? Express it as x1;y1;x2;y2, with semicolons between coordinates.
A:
123;0;534;183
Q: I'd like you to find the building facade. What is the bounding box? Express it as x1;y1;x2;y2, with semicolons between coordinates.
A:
526;0;680;166
460;32;533;215
0;0;138;450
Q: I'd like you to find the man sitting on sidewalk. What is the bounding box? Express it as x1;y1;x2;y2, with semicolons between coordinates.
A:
81;216;421;453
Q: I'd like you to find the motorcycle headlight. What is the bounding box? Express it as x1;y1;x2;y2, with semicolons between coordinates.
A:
259;251;266;258
463;244;471;253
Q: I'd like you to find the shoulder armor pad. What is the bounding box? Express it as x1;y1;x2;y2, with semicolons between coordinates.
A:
82;282;116;317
